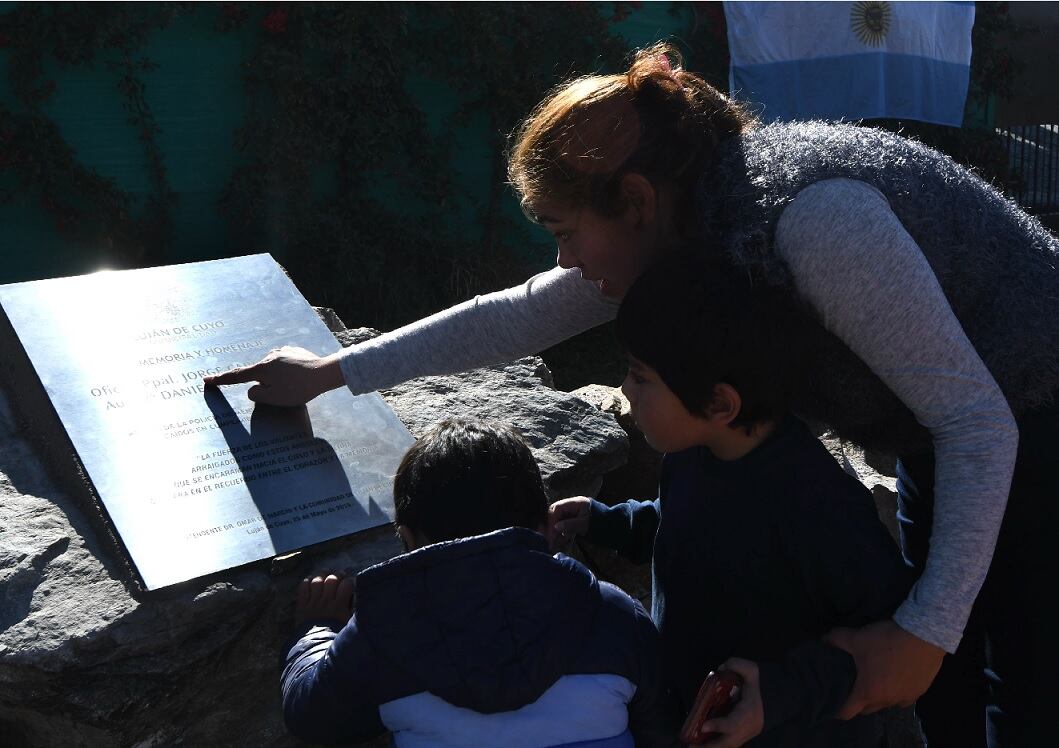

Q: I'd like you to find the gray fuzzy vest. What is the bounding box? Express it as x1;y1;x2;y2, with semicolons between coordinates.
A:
696;121;1059;452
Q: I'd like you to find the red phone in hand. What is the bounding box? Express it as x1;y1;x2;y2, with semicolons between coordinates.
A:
679;670;744;745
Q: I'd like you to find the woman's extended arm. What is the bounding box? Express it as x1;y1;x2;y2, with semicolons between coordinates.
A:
338;265;617;393
775;178;1019;707
207;266;617;403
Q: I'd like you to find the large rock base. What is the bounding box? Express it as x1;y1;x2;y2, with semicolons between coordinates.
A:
0;313;627;748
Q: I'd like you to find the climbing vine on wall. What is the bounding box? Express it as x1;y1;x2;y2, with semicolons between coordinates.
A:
0;3;181;266
0;2;1022;332
216;2;631;327
0;2;638;329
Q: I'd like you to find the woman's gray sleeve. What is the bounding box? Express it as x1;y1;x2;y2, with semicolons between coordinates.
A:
775;178;1018;654
337;266;618;394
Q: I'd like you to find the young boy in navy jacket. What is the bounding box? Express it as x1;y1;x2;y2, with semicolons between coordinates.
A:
550;252;912;747
282;419;678;747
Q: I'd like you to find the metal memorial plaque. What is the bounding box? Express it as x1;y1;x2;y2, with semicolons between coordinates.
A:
0;254;414;590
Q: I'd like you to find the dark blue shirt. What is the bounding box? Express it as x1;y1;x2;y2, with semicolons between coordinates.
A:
588;417;911;746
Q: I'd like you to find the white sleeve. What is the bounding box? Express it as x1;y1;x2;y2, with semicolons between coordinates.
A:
338;266;618;394
775;178;1018;653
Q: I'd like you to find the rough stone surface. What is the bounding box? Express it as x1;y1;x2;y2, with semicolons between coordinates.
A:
571;384;662;506
334;326;384;348
0;310;627;748
310;306;348;335
563;385;658;608
381;348;621;501
818;433;901;543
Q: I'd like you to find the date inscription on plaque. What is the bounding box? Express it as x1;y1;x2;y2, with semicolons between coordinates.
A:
0;254;414;590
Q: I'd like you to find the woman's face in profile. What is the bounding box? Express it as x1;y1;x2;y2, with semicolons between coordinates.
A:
537;199;659;299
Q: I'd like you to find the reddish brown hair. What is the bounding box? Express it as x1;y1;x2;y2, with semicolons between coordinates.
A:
507;42;757;220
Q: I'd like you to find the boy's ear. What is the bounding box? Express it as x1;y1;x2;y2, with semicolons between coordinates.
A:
704;383;742;425
619;173;657;226
396;524;418;552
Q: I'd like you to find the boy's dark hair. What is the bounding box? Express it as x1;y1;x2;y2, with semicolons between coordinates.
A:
617;249;810;431
393;419;550;544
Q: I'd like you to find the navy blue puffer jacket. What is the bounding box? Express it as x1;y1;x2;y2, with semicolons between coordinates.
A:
281;528;677;747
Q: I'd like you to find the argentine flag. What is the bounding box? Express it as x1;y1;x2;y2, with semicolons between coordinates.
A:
725;1;976;126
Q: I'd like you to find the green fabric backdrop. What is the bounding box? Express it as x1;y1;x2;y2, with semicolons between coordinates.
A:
0;3;691;285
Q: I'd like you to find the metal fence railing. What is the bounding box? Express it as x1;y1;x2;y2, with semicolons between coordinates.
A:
997;124;1059;213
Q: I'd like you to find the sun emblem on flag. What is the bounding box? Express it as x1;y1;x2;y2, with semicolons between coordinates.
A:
851;1;893;47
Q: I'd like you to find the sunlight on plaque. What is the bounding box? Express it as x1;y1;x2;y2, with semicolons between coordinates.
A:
0;254;414;590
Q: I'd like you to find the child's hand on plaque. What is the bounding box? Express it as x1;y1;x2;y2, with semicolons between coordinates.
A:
295;573;355;627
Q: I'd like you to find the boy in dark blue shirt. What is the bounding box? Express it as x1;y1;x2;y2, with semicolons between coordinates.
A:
550;252;911;747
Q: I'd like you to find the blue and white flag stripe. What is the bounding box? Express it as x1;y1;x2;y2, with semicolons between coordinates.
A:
725;1;976;126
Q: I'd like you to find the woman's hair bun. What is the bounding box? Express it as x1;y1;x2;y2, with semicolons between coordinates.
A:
507;39;756;218
626;42;686;96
